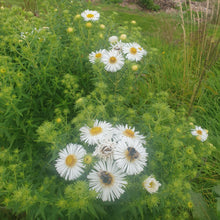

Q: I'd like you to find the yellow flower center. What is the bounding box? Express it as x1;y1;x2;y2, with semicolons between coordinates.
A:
56;118;62;123
99;171;114;186
125;147;140;162
197;130;202;135
87;14;94;18
187;149;192;154
109;56;117;64
65;155;77;167
149;181;155;188
130;47;137;55
0;68;6;73
90;126;102;136
188;202;193;208
95;53;102;58
123;129;135;138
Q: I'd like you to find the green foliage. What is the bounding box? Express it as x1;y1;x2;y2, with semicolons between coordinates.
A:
192;62;220;148
213;185;220;217
100;0;123;4
138;0;160;11
190;191;217;220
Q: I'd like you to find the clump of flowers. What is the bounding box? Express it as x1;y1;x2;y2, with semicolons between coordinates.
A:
88;35;147;72
0;4;217;220
20;27;50;42
55;119;155;202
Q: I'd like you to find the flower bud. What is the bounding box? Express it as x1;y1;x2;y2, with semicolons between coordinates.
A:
120;34;127;40
86;22;92;28
100;24;105;29
67;27;74;33
132;65;138;71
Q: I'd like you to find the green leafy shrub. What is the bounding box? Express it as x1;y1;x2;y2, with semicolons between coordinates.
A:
138;0;160;11
100;0;123;4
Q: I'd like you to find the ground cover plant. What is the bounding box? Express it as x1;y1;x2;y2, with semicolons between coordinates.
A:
0;0;219;219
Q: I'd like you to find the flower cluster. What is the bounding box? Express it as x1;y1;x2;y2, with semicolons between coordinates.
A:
20;27;50;42
89;36;147;72
79;9;147;72
55;120;161;202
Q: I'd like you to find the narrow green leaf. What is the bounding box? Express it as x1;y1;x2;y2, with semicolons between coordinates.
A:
87;203;99;219
191;191;218;220
213;185;220;196
217;198;220;215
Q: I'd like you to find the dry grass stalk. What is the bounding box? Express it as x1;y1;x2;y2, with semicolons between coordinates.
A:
187;0;220;116
177;0;219;116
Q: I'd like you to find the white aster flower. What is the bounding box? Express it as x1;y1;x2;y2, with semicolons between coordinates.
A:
93;140;116;160
143;175;161;194
101;50;124;72
31;28;38;34
191;126;208;142
55;143;86;180
89;49;106;64
87;159;127;201
123;42;144;61
138;46;147;56
108;36;118;44
80;120;114;145
114;140;148;175
113;124;146;145
20;32;28;39
81;9;100;21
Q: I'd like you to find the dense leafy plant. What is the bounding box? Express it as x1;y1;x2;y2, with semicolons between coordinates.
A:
138;0;160;11
100;0;123;4
0;0;218;219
